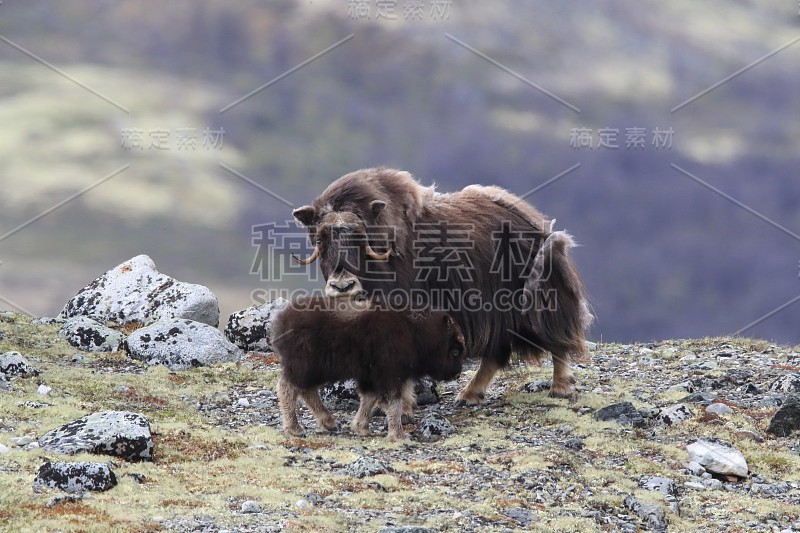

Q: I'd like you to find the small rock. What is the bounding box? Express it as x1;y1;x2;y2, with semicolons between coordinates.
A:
504;507;534;527
237;398;250;408
706;403;733;416
127;473;147;484
734;430;764;443
770;375;800;394
623;495;668;532
60;254;219;327
594;402;646;427
125;318;242;371
698;361;718;371
756;396;784;408
766;395;800;437
703;478;724;490
295;499;309;508
34;461;117;493
742;383;761;395
668;381;694;393
657;404;692;426
585;341;597;350
38;385;52;396
0;443;8;453
45;494;83;507
680;354;698;362
418;413;454;439
641;476;674;495
680;392;715;406
321;380;361;410
240;500;261;514
59;317;125;352
414;377;439;406
10;435;34;447
224;298;288;352
684;481;706;491
70;354;86;363
33;316;65;325
686;438;748;478
638;407;661;419
523;380;551;393
751;482;789;496
685;461;705;476
344;456;389;478
39;411;153;461
0;352;38;378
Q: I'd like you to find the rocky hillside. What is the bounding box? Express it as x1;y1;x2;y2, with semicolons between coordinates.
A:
2;303;800;531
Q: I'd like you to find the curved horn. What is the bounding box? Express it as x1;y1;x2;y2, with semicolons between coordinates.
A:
365;240;392;261
292;245;319;265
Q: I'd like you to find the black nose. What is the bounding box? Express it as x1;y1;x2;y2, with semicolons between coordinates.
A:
330;279;356;293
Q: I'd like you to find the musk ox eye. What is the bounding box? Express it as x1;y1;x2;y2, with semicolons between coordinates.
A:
450;349;460;357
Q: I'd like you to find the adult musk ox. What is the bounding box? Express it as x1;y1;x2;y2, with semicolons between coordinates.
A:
272;296;466;441
292;168;592;403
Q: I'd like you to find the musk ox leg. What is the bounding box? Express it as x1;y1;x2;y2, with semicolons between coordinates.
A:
385;395;408;443
299;388;337;432
277;374;305;437
549;352;577;400
401;380;417;424
455;358;502;406
352;392;380;436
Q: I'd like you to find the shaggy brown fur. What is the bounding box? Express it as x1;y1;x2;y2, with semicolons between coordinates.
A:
292;168;592;403
272;296;465;441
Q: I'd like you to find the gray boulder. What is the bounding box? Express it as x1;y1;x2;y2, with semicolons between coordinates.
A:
766;395;800;437
770;374;800;394
418;412;454;439
35;461;117;493
686;438;748;478
0;351;38;378
224;298;287;352
343;456;390;478
321;380;361;410
624;495;668;532
59;316;125;352
125;318;242;371
60;254;219;328
657;404;693;426
38;411;154;461
594;402;646;427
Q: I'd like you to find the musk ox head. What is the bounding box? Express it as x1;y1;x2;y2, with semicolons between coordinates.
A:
292;168;432;298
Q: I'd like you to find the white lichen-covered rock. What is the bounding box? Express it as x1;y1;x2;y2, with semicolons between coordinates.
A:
38;411;153;461
59;255;219;328
224;298;288;352
125;318;242;371
686;438;748;478
59;317;125;352
35;461;117;493
657;403;693;426
0;351;38;378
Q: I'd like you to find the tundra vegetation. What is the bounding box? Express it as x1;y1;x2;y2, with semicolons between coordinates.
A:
2;311;800;531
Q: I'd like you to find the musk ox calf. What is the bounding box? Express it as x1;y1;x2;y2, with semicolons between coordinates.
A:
291;168;593;404
272;297;465;442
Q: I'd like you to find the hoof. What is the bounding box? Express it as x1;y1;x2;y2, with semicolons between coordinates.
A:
286;428;306;438
388;432;410;444
351;424;371;437
455;391;485;407
548;387;577;401
320;417;337;432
